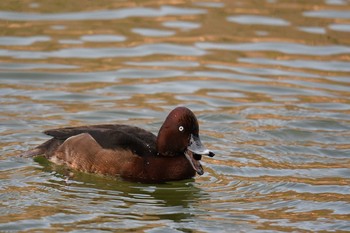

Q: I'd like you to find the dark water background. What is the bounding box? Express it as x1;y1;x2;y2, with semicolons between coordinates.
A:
1;0;349;232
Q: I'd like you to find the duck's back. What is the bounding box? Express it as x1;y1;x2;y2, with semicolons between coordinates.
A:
24;124;157;158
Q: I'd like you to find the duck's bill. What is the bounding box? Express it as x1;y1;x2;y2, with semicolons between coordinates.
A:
185;149;204;175
188;135;215;157
185;134;215;175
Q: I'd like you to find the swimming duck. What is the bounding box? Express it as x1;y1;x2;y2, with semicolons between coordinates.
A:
21;107;214;182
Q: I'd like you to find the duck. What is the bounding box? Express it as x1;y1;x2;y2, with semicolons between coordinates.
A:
20;107;215;182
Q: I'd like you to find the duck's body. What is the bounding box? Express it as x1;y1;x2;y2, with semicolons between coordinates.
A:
21;107;214;182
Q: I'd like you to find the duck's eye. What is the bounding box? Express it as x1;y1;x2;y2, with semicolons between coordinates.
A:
179;126;184;132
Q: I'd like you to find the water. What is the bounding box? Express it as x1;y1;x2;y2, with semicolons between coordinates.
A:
1;0;350;232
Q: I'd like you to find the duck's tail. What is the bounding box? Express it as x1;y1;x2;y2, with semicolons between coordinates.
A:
19;147;45;157
19;138;62;158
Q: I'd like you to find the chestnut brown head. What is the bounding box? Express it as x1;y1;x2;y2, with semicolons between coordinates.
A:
156;107;215;175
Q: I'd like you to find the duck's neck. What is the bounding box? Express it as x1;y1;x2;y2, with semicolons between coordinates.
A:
145;155;196;181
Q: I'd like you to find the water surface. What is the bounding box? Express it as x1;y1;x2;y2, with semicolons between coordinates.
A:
1;0;350;232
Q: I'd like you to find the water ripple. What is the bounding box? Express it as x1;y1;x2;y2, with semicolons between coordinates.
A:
0;43;206;59
163;21;201;30
196;42;350;55
0;6;206;21
303;10;350;19
212;165;350;179
227;15;290;26
132;28;175;37
239;58;350;72
0;36;51;46
0;62;78;70
80;34;126;42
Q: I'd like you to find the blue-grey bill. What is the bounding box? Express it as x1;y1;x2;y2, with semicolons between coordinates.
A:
188;134;215;157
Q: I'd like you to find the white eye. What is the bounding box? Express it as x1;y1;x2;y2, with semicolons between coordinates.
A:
179;126;184;132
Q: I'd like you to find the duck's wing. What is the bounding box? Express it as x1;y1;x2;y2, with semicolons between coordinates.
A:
44;124;157;157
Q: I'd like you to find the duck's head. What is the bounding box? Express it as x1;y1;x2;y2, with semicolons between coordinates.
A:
156;107;215;175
